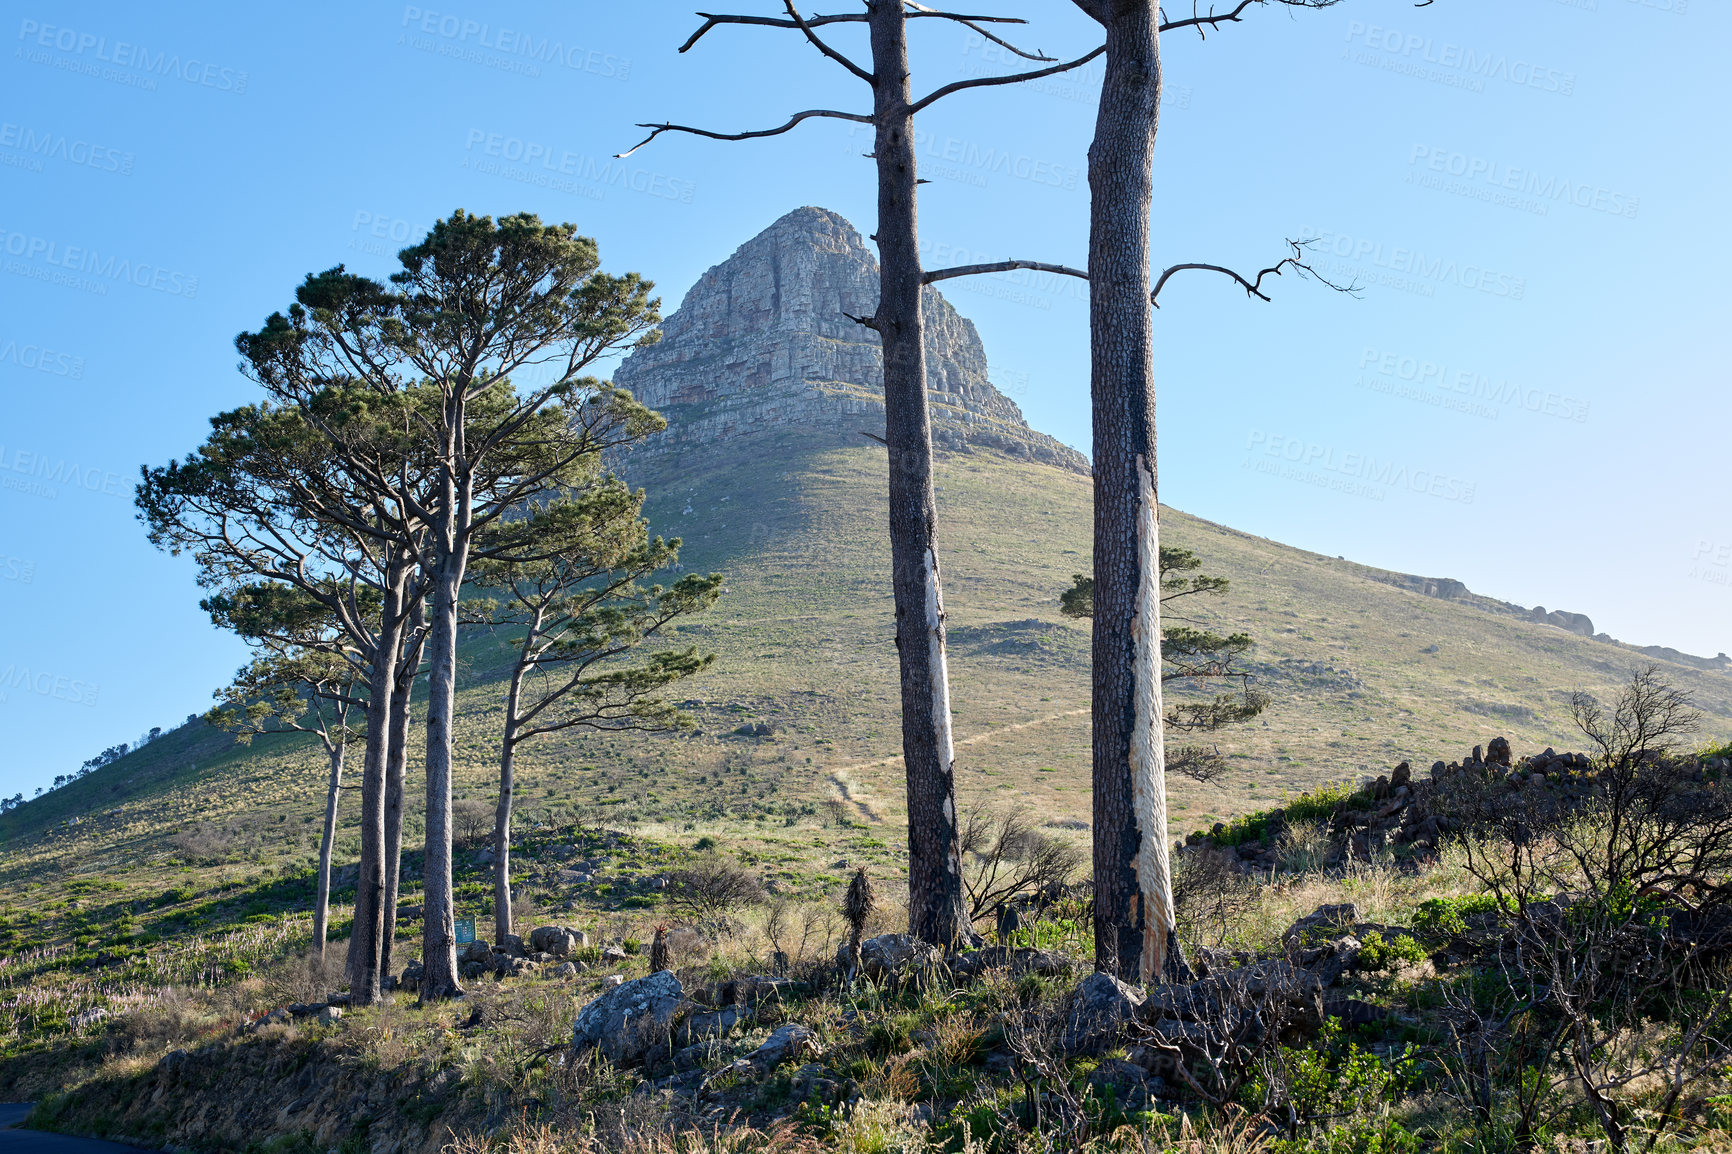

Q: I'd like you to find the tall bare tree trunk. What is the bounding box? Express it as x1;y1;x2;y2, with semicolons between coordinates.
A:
380;632;416;979
346;567;406;1004
420;459;470;1000
492;678;524;944
867;0;967;949
1079;0;1183;984
312;741;345;962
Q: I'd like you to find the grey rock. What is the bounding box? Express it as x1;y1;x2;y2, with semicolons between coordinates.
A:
460;940;492;964
552;961;580;979
673;1039;727;1071
612;207;1089;475
316;1005;343;1025
601;945;630;965
949;945;1076;980
529;925;586;956
746;1024;816;1071
1284;903;1361;943
1062;972;1145;1054
679;1004;744;1045
571;970;688;1067
859;933;943;982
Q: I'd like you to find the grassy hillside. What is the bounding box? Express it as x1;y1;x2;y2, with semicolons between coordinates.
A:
3;430;1728;911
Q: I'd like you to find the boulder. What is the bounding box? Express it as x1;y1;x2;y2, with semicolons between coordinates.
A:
316;1006;343;1025
498;934;525;958
1390;761;1412;790
673;1039;727;1071
529;926;586;956
860;934;943;983
571;970;688;1067
1088;1058;1154;1109
1284;903;1360;944
949;946;1076;981
746;1024;816;1071
460;939;492;964
601;945;630;965
1487;737;1512;768
679;1004;745;1045
551;961;580;979
400;961;424;987
1061;972;1145;1054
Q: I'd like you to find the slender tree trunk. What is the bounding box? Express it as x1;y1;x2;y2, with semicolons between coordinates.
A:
380;632;416;979
313;740;345;962
867;0;967;949
492;644;531;945
346;569;406;1004
1080;0;1184;984
420;464;469;1000
492;732;519;944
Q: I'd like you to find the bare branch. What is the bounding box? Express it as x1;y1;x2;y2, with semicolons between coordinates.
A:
1150;238;1360;307
616;109;870;158
905;3;1053;61
922;259;1087;286
1157;0;1342;39
681;7;1037;55
782;0;874;83
680;11;858;53
909;45;1105;114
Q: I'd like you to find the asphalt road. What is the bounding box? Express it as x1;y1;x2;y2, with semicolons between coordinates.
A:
0;1107;158;1152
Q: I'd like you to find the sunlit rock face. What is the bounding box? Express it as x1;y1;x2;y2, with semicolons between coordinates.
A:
612;206;1088;473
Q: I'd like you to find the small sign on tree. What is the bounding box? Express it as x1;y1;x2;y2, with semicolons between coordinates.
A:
454;918;476;945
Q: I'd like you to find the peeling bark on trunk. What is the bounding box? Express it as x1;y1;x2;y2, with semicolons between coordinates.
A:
1081;0;1184;984
312;741;344;962
867;0;967;949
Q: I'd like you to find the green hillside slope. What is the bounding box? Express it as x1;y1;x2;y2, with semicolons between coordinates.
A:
3;429;1728;909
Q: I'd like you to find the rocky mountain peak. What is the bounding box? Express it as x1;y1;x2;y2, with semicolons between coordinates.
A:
612;206;1087;473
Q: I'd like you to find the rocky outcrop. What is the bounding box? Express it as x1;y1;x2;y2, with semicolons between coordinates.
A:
613;207;1088;474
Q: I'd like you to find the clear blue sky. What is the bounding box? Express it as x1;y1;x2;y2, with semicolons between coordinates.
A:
1;0;1726;795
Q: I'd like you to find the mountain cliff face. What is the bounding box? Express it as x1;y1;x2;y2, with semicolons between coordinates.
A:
613;207;1088;473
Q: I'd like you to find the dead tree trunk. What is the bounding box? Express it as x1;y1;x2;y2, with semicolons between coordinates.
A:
867;0;967;949
1074;0;1183;984
626;1;1104;951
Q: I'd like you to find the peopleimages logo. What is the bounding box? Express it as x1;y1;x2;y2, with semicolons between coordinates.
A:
1244;429;1476;504
1408;145;1638;220
0;444;128;502
15;19;248;94
1300;226;1525;300
400;8;630;81
1357;348;1589;424
0;337;84;379
0;121;133;175
462;130;695;204
1690;539;1731;590
0;228;199;298
0;662;100;707
1342;21;1576;96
